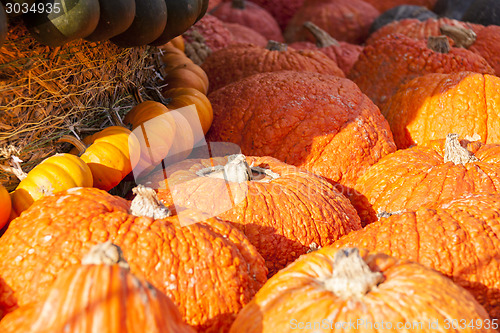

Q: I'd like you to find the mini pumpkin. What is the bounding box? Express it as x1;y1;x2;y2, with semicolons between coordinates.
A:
382;72;500;149
210;0;283;42
0;242;195;333
284;0;380;44
162;62;209;95
352;134;500;226
348;33;494;109
230;247;494;333
205;70;396;193
10;153;93;217
333;192;500;320
0;187;267;332
147;154;362;276
201;41;344;93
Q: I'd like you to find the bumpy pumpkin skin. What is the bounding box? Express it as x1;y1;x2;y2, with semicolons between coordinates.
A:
366;17;484;45
230;247;494;333
284;0;380;44
224;22;267;47
352;137;500;226
205;71;396;193
183;14;233;52
348;33;495;109
0;262;195;333
382;72;500;149
210;0;283;42
201;43;345;93
333;193;500;320
149;155;362;276
0;188;267;332
469;25;500;76
248;0;305;30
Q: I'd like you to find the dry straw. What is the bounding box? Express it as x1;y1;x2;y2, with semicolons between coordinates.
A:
0;19;164;191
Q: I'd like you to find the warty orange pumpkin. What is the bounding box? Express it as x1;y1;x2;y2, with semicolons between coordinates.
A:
201;41;344;93
230;247;495;333
0;186;267;332
205;70;396;196
333;192;500;320
348;33;494;109
9;153;93;218
382;72;500;149
0;242;195;333
224;22;268;47
284;0;380;44
145;154;362;276
352;134;500;226
210;0;283;42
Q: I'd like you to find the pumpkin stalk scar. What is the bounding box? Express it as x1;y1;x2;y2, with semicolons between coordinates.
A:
129;185;171;219
81;241;130;270
196;154;281;183
324;248;384;299
427;36;451;54
440;24;477;48
443;133;479;165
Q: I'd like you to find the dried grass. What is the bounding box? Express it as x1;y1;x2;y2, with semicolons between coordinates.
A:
0;19;164;191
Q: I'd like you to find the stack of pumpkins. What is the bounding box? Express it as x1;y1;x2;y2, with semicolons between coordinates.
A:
1;0;500;332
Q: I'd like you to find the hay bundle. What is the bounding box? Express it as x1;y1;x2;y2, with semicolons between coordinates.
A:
0;20;164;191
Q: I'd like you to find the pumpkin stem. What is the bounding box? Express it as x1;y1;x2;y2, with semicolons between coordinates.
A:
303;21;339;48
232;0;245;9
129;185;172;219
324;248;384;299
196;154;281;183
444;133;479;165
266;40;288;52
439;24;476;48
427;36;450;53
57;134;87;156
82;241;130;270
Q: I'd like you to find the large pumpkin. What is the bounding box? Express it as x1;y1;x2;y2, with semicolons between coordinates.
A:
352;134;500;226
333;192;500;320
205;70;396;194
0;187;267;332
146;154;362;276
230;247;495;333
382;72;500;149
468;25;500;76
210;0;283;42
348;33;494;109
248;0;305;30
284;0;380;44
0;242;195;333
201;41;344;93
9;153;93;218
224;22;267;47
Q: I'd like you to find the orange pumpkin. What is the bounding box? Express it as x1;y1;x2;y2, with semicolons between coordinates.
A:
10;153;93;217
0;242;195;333
0;186;267;331
382;72;500;149
352;134;500;226
0;183;11;230
230;247;494;333
161;62;209;94
148;154;362;276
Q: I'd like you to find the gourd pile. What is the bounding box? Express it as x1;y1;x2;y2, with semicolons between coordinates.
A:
1;0;500;332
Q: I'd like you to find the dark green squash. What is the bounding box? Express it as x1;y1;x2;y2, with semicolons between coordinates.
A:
0;4;7;48
461;0;500;25
150;0;208;46
110;0;167;47
23;0;100;47
85;0;135;41
1;0;35;18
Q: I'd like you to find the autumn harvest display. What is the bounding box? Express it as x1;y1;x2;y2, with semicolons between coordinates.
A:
2;0;500;331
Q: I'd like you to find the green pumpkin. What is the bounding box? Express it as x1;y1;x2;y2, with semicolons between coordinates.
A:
23;0;100;47
85;0;136;41
110;0;167;47
0;4;7;48
150;0;208;46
